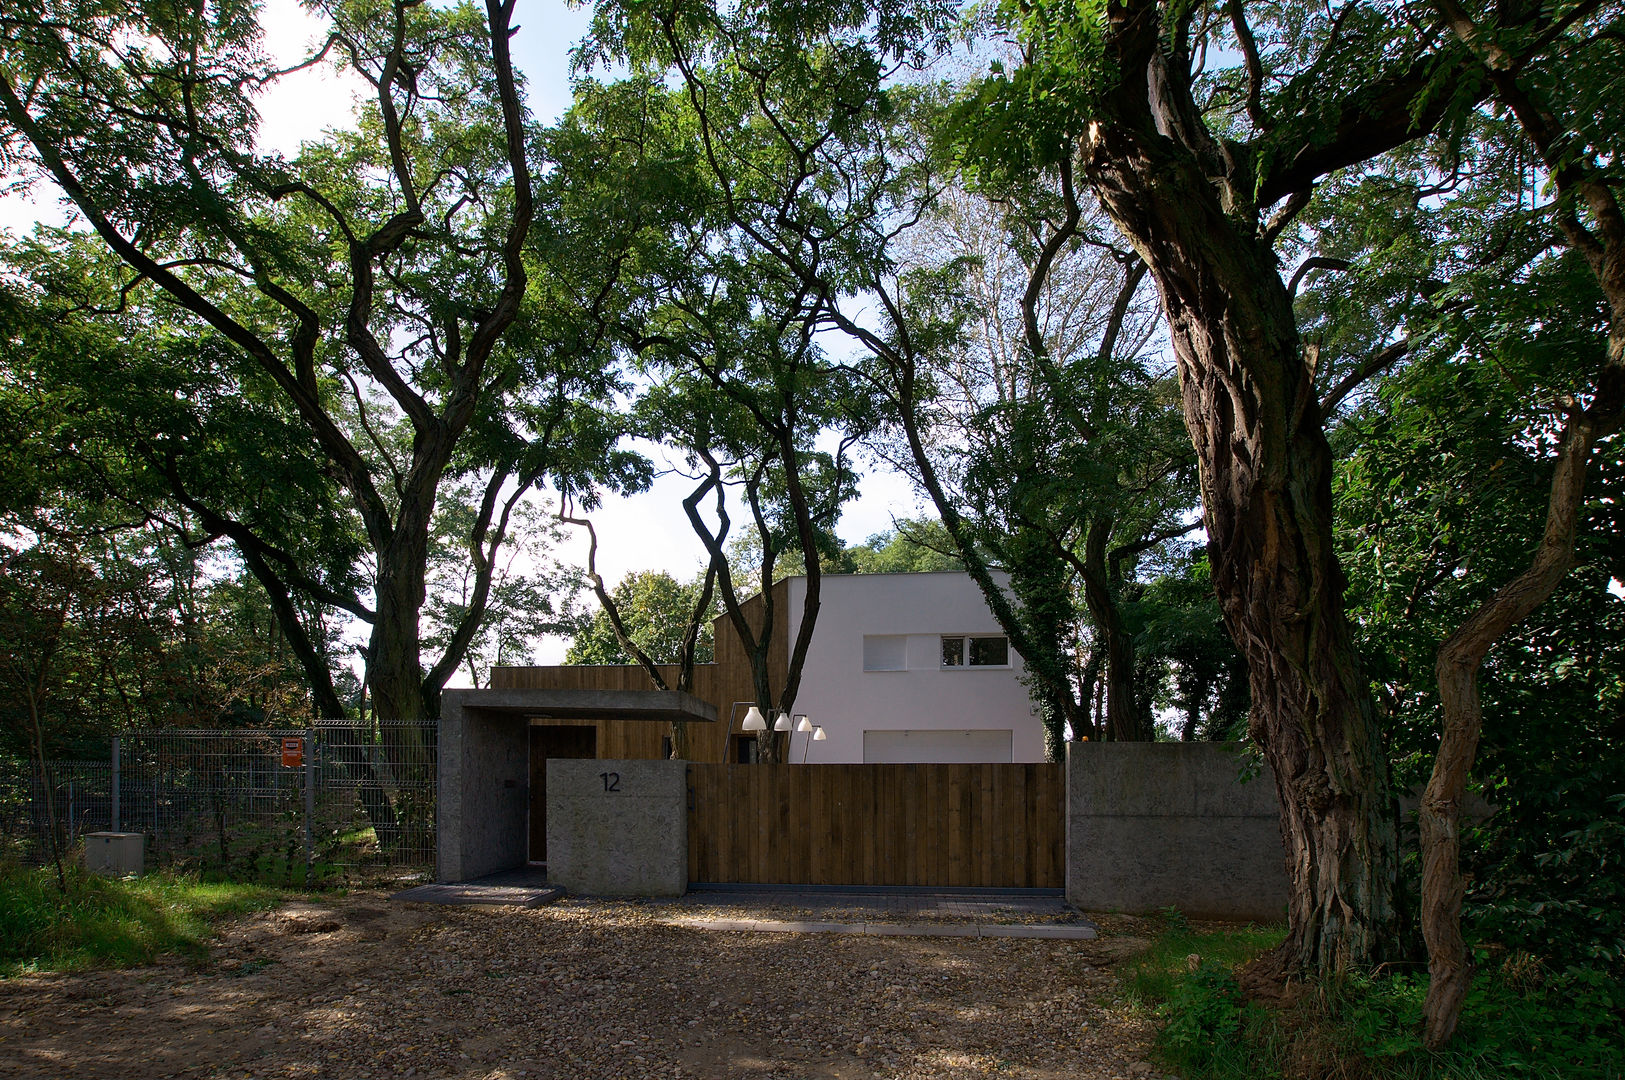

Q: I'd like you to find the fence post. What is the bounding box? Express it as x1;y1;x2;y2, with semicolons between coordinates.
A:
304;727;316;887
111;737;120;832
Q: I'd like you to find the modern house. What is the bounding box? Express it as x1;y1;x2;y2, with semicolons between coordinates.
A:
489;571;1044;765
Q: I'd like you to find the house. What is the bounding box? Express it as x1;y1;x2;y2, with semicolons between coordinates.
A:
489;570;1044;764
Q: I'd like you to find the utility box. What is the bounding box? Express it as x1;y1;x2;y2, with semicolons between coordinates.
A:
83;832;145;877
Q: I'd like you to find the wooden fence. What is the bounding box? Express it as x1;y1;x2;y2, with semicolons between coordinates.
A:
686;763;1064;888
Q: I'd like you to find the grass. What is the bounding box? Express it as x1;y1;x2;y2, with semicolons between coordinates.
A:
0;862;286;976
1121;912;1625;1080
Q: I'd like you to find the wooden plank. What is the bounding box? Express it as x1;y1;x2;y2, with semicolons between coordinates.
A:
1008;764;1027;887
843;765;862;886
1050;762;1065;887
944;765;961;887
909;764;925;887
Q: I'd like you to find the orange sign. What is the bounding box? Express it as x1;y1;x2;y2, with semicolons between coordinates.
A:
281;738;304;768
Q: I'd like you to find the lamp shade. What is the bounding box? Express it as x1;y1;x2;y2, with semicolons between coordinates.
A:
811;725;827;741
741;706;766;732
795;714;813;733
773;711;792;732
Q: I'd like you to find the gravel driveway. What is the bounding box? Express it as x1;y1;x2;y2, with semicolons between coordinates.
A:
0;893;1167;1080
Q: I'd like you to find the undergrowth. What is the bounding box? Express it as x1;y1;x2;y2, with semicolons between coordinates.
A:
0;862;284;976
1123;913;1624;1080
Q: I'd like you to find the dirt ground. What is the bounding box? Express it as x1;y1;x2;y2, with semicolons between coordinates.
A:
0;893;1171;1080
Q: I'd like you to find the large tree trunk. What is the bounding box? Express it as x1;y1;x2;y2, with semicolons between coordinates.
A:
1080;76;1398;973
1423;387;1616;1047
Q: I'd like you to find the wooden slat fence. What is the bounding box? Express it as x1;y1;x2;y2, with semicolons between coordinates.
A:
686;763;1064;888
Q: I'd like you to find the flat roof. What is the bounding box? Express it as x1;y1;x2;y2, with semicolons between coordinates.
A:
441;687;717;724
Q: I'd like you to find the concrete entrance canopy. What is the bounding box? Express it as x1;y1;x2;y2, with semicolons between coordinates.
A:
437;687;715;882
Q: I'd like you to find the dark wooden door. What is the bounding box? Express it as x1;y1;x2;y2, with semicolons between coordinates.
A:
529;725;597;862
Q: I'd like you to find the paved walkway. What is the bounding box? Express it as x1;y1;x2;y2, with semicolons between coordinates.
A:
391;866;561;908
395;872;1095;939
660;914;1095;939
657;885;1094;939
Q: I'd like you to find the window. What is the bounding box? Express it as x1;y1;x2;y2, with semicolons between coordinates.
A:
863;635;907;671
941;634;1010;668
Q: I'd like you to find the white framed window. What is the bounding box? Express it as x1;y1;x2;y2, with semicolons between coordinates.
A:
863;635;907;671
940;634;1010;668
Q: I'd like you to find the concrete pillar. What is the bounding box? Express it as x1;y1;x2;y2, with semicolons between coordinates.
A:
436;691;529;883
547;758;688;897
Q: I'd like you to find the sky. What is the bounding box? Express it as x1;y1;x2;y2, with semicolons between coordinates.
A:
0;0;930;665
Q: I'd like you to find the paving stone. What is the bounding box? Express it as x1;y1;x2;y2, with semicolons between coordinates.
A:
980;924;1098;939
863;922;980;937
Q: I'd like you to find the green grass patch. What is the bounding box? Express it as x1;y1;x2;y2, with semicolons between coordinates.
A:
1122;913;1624;1080
0;863;285;976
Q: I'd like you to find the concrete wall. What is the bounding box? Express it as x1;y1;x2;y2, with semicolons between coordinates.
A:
547;758;687;897
784;573;1045;764
1066;742;1289;921
437;691;529;883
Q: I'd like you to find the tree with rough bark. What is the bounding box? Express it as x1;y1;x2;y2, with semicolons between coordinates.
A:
1412;0;1625;1046
958;0;1494;978
966;0;1622;1007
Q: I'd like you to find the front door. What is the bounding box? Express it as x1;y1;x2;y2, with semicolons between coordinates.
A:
529;725;597;863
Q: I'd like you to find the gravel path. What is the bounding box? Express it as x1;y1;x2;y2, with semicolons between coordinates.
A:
0;893;1171;1080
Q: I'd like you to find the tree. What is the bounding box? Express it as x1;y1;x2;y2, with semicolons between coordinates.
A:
0;0;639;747
424;495;588;687
0;543;108;889
566;569;717;667
558;67;876;763
845;518;965;574
954;0;1529;976
1410;0;1625;1043
893;175;1198;751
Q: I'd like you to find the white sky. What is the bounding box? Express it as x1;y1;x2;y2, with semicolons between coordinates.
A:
0;0;928;667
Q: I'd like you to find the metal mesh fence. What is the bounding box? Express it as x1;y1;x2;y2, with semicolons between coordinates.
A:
0;759;113;866
0;721;436;885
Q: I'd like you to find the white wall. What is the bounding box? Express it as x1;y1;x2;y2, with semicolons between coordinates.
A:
781;573;1046;764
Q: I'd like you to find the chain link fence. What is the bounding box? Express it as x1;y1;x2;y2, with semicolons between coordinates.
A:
0;721;436;885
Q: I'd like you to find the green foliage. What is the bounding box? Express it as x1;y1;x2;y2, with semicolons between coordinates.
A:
1125;924;1625;1080
1133;554;1250;741
844;518;965;574
0;863;282;976
1328;161;1625;983
567;570;716;666
1163;961;1245;1051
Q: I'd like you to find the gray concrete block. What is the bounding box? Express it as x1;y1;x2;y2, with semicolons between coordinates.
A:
864;922;979;937
1066;742;1278;818
547;758;687;897
1066;743;1289;921
978;924;1097;939
83;832;144;877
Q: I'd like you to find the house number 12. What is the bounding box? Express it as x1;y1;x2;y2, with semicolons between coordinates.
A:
599;771;621;792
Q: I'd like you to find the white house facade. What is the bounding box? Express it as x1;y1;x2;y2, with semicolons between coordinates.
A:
779;571;1045;764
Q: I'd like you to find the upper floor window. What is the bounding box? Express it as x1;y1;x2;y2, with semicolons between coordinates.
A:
941;635;1009;668
863;635;907;672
